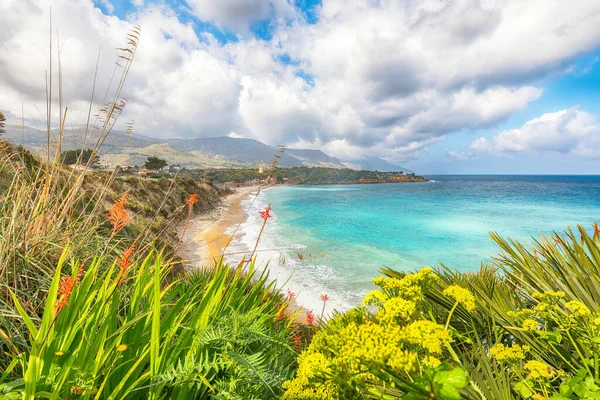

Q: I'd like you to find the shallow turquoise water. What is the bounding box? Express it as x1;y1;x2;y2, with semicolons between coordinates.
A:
235;176;600;313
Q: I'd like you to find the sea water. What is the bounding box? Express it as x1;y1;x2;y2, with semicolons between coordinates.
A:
228;176;600;314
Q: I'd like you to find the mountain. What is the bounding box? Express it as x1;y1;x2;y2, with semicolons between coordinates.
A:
3;124;414;172
170;137;302;167
286;148;345;168
99;143;249;169
2;124;161;153
343;157;413;174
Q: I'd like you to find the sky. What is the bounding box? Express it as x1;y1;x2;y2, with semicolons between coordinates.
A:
1;0;600;174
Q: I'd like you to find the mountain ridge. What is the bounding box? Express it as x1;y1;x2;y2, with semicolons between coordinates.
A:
2;125;414;172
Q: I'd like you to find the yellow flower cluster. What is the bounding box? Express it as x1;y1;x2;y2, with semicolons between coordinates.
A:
282;268;457;399
523;360;555;380
400;320;452;354
337;322;417;372
372;268;436;300
532;291;565;303
565;301;591;317
281;352;335;399
363;289;388;306
490;343;530;361
522;319;538;331
443;285;476;312
378;297;416;323
422;355;441;368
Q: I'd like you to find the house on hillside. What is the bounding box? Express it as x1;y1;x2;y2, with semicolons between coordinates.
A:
138;168;159;176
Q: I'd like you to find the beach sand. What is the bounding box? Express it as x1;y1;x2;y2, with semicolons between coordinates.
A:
179;185;260;267
179;184;313;323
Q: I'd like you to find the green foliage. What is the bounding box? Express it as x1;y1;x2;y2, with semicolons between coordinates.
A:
145;156;168;170
0;142;221;373
182;167;425;185
1;253;296;398
60;148;99;165
380;224;600;399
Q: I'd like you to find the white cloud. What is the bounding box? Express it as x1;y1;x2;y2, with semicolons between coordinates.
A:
97;0;114;14
185;0;297;33
445;148;477;161
1;0;600;163
469;108;600;158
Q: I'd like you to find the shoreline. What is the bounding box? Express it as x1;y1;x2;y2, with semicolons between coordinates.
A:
179;184;261;266
179;184;313;323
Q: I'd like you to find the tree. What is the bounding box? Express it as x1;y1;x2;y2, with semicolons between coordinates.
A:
61;148;99;166
0;112;6;134
144;156;167;170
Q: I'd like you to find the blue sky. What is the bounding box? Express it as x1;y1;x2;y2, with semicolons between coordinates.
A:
3;0;600;174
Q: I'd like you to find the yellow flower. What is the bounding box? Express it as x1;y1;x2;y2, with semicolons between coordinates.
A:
55;351;64;356
400;320;452;354
532;291;565;302
378;297;416;323
336;322;417;372
532;291;565;314
117;344;128;352
443;285;476;312
524;360;555;380
489;343;529;361
422;355;441;368
281;352;337;400
565;301;591;317
522;319;538;331
372;268;436;300
363;289;388;306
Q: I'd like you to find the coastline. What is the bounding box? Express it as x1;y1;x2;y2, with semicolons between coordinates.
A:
180;184;314;323
179;185;261;266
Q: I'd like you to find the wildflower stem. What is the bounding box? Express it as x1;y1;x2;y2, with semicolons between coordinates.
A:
246;204;271;272
444;301;459;330
565;329;592;376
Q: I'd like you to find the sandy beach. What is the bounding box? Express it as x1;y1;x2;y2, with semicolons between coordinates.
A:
179;184;261;267
179;184;313;323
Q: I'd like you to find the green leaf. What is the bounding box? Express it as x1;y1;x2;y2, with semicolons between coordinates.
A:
434;368;467;400
8;290;37;338
514;381;534;398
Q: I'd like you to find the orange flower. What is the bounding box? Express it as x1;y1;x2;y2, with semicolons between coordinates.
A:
306;310;315;325
185;193;199;207
593;222;599;237
117;240;137;286
259;205;272;221
107;191;130;238
179;194;199;248
287;288;296;301
54;268;84;314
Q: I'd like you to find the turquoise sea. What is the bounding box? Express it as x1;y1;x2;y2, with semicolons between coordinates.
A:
231;176;600;314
